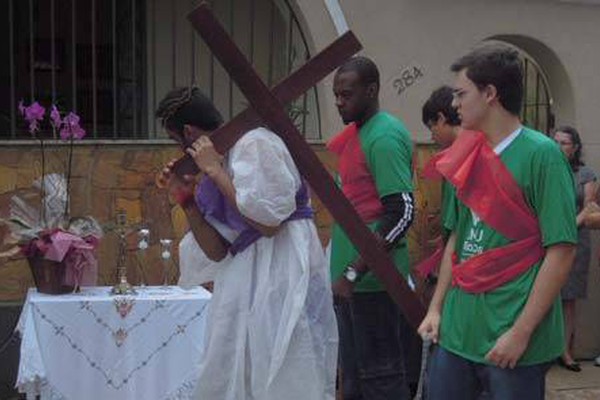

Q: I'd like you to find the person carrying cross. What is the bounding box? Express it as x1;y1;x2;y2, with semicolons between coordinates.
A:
328;56;416;399
155;87;338;400
418;44;577;400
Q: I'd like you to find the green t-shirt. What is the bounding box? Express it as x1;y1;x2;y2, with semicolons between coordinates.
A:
441;179;455;239
330;111;414;292
440;127;577;365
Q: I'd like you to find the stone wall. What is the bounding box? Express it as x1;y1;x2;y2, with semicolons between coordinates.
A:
0;142;441;302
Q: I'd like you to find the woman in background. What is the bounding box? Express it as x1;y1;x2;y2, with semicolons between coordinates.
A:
553;125;598;371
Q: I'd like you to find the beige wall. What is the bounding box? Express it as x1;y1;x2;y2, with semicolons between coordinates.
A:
0;143;441;302
293;0;600;358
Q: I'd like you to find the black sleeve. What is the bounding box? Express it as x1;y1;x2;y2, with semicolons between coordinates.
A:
376;192;415;249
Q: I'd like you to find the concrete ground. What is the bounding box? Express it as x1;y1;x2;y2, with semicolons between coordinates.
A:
547;361;600;399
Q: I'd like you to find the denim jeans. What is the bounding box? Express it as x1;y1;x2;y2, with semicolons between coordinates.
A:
427;346;552;400
335;291;411;400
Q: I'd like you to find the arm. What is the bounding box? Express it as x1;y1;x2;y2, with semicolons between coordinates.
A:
576;181;598;226
180;198;230;261
485;243;576;368
203;167;279;237
332;192;415;298
350;192;415;269
157;159;230;261
584;201;600;228
186;135;281;237
417;233;456;343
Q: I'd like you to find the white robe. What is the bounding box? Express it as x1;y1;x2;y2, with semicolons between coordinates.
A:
192;128;338;400
177;231;219;289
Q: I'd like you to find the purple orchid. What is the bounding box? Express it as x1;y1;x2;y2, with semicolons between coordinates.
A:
60;112;86;140
19;101;46;135
50;105;62;129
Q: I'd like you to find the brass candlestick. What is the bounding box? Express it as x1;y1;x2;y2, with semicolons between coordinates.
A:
111;210;137;295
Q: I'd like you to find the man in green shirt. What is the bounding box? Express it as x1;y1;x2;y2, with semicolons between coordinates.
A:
418;44;577;400
329;56;415;399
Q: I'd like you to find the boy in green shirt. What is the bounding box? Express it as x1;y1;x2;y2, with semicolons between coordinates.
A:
418;44;577;400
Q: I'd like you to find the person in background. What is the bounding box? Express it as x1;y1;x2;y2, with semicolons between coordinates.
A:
553;125;598;372
422;85;461;149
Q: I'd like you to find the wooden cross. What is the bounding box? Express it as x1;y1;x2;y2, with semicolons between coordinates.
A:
182;2;425;328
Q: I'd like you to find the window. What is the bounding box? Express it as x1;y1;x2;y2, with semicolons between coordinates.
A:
521;56;554;134
1;0;145;139
1;0;321;140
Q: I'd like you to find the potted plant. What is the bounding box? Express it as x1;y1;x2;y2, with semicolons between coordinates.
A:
0;101;102;294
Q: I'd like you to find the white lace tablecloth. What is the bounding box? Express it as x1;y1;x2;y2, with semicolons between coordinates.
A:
16;286;211;400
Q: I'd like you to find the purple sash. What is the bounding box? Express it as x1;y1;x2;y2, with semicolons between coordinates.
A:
195;176;313;255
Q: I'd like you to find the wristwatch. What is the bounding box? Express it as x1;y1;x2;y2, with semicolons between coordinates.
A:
343;264;361;283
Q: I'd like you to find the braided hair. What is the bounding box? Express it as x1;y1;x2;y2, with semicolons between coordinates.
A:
155;87;223;136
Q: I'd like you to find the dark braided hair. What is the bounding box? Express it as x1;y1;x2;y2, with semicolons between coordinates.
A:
155;87;223;136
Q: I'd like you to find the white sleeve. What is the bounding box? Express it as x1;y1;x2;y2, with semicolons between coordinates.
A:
228;128;301;226
177;231;220;288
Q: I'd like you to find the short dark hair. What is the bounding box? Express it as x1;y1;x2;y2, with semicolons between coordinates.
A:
552;125;584;169
451;44;523;115
422;86;461;127
336;56;380;89
155;87;223;134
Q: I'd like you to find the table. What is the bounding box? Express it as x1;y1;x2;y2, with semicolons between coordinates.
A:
16;286;211;400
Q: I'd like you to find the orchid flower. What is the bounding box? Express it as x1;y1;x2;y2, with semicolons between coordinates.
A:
50;105;62;129
60;112;86;140
18;101;46;135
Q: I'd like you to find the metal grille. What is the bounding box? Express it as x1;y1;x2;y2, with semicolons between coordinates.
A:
521;57;554;134
1;0;321;140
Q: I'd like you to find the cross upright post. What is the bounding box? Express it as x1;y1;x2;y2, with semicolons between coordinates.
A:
185;2;425;328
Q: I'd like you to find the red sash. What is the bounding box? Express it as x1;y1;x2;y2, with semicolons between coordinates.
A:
420;130;544;293
327;123;383;223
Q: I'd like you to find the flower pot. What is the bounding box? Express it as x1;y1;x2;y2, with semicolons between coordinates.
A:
27;256;75;294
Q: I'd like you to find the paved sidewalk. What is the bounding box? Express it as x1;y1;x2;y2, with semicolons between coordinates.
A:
546;361;600;399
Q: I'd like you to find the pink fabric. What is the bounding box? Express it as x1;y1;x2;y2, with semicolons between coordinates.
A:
327;123;384;223
22;230;99;289
425;130;544;293
415;245;444;278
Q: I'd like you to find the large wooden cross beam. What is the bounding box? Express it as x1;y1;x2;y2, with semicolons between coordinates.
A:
184;2;425;328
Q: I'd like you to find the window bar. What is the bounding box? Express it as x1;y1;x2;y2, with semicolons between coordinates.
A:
522;58;528;123
9;0;16;137
302;41;310;135
92;0;98;138
190;0;196;86
289;7;315;138
286;8;293;75
72;0;77;112
151;0;157;134
249;0;255;64
132;0;138;137
267;1;275;86
228;0;234;119
29;0;35;102
171;0;177;88
209;42;214;100
534;72;540;130
112;0;118;138
51;0;56;109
